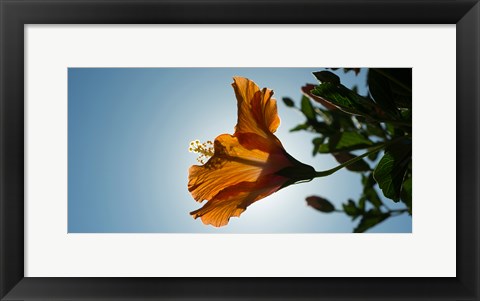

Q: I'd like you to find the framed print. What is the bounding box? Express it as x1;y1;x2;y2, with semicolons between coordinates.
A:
1;0;479;300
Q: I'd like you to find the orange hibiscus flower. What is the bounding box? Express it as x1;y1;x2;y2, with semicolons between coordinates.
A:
188;77;315;227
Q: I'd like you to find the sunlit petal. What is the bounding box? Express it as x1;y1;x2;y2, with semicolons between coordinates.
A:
188;133;290;203
232;77;280;137
190;176;287;227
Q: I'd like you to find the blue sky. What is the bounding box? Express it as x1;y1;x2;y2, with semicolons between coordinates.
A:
68;68;411;233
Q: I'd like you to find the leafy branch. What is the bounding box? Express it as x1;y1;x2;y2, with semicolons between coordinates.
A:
284;68;412;233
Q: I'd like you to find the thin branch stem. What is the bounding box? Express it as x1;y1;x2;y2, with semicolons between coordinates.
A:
313;137;406;178
314;143;385;178
390;209;410;216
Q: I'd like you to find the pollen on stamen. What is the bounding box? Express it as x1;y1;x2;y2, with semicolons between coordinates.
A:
188;139;215;164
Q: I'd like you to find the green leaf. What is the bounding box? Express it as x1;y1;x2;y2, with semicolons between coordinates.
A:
318;132;374;154
358;197;366;211
374;152;404;201
318;143;331;153
290;123;309;132
376;68;412;108
390;69;412;108
366;122;387;138
342;199;361;220
354;210;391;233
367;150;380;162
385;123;395;136
306;196;335;213
362;173;376;187
301;96;316;120
332;152;370;172
332;112;355;130
311;82;364;116
312;137;325;156
311;82;387;119
313;71;341;85
301;84;339;111
328;132;373;151
400;108;412;122
282;97;295;107
373;141;411;202
401;176;412;213
368;68;400;118
310;121;331;135
364;186;383;208
351;85;359;94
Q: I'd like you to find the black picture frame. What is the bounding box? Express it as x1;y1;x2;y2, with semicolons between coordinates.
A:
1;0;479;300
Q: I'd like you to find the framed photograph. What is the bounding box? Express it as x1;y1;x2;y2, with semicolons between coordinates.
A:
1;0;478;300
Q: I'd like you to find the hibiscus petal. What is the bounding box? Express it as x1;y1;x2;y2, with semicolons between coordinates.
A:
188;134;269;202
190;177;286;227
232;77;280;137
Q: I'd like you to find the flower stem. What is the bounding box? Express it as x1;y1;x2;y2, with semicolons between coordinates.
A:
314;143;385;178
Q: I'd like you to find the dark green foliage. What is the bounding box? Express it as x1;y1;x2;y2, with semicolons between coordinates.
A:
282;97;295;107
311;137;325;156
361;173;383;208
401;177;412;214
326;132;373;152
373;141;411;202
290;123;309;132
332;152;370;172
343;199;363;220
313;71;341;85
301;96;316;120
368;69;401;119
291;68;412;232
354;210;391;233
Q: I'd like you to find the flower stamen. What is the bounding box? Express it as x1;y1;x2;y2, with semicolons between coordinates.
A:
189;140;214;164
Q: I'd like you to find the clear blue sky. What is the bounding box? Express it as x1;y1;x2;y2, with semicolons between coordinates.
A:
68;68;411;233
